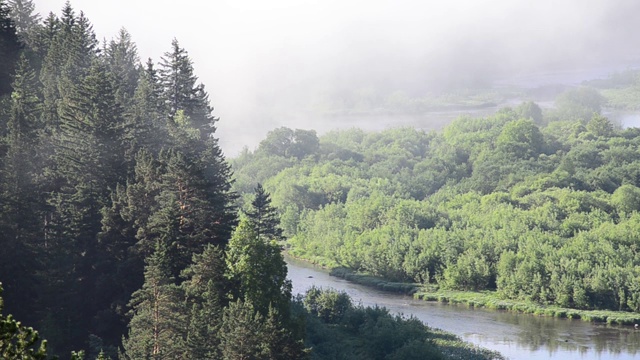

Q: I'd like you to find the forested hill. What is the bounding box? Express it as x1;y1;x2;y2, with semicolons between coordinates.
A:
233;95;640;313
0;1;503;359
0;0;240;356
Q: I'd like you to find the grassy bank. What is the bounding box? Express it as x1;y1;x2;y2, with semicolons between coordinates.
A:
329;266;640;326
414;289;640;325
330;267;419;295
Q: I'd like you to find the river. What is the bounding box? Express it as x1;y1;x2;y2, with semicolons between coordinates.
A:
286;257;640;360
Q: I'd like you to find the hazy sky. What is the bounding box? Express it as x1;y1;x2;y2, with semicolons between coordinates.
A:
34;0;640;155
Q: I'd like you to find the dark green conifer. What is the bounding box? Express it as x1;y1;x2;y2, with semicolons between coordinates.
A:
159;39;217;140
122;241;186;360
6;0;40;46
40;2;98;130
0;0;21;96
218;299;267;360
121;60;166;169
0;53;42;323
180;244;228;359
246;183;284;241
104;28;139;109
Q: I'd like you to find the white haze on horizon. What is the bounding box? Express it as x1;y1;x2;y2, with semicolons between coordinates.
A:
34;0;640;156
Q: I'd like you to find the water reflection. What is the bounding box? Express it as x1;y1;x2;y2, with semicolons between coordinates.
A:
492;308;640;355
286;257;640;359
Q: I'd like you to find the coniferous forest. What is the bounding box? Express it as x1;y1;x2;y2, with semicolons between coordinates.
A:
0;1;503;359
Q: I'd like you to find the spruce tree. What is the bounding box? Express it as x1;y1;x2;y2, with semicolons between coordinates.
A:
261;306;307;360
40;60;124;354
246;183;284;241
6;0;40;45
218;300;307;360
54;60;125;190
137;186;186;279
40;2;98;130
159;39;216;141
104;28;139;110
138;149;231;275
122;60;166;169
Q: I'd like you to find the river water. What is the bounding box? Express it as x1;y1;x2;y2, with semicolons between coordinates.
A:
286;257;640;360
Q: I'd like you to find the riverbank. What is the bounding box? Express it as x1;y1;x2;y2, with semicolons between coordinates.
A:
330;267;420;295
328;265;640;326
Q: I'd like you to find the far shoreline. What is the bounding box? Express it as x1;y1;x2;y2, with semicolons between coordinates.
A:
285;251;640;327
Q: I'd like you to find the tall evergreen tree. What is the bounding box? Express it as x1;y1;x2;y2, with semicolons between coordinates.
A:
0;0;21;97
180;244;228;359
246;183;284;241
159;39;217;141
218;299;306;360
54;60;125;189
121;59;166;169
0;53;42;323
122;241;186;360
136;149;234;276
7;0;40;44
40;2;97;130
92;183;144;348
104;28;139;109
261;306;307;360
137;186;186;279
40;60;125;354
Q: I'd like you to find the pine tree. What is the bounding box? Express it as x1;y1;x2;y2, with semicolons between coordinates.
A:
122;241;186;360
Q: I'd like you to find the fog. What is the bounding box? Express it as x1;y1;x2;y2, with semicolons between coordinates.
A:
35;0;640;155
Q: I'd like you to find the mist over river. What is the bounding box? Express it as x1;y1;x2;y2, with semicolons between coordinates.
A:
286;257;640;360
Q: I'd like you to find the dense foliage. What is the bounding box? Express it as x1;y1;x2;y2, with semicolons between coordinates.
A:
299;287;501;360
0;2;497;359
233;95;640;313
0;1;300;358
